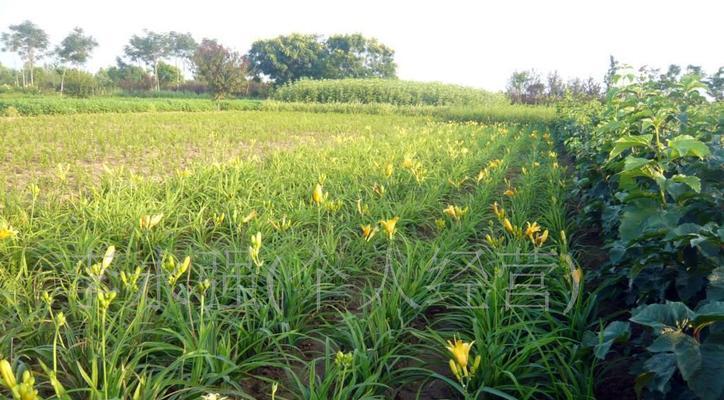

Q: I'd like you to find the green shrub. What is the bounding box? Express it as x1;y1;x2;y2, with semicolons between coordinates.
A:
558;72;723;399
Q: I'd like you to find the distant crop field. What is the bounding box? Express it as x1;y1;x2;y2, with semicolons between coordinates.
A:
0;111;427;190
273;79;506;106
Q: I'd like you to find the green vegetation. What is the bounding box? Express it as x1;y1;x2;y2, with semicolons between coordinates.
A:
0;95;554;126
0;109;593;399
557;71;723;400
273;79;505;106
0;28;721;397
247;34;396;84
0;97;261;116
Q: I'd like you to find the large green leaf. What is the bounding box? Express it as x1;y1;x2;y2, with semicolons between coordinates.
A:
686;332;724;400
668;135;711;159
644;330;724;400
694;302;724;327
619;201;681;243
608;134;653;160
707;267;724;302
622;156;652;172
642;353;677;393
631;302;695;331
669;174;701;193
590;321;631;360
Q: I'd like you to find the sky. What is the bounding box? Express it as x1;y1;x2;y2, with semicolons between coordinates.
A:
0;0;722;91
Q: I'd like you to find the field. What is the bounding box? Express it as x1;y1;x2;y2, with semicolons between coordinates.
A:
272;79;506;106
0;108;595;399
0;72;721;400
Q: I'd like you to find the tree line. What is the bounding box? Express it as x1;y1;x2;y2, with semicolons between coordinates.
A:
506;56;723;104
1;20;397;98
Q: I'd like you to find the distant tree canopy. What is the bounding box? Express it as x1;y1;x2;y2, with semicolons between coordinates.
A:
1;20;49;86
55;27;98;94
100;58;154;91
246;33;397;85
323;34;396;79
123;30;197;91
192;39;246;99
506;69;601;104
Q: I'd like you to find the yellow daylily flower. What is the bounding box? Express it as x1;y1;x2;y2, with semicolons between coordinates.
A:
476;168;490;183
534;229;549;247
139;213;163;230
502;218;514;235
491;202;505;220
503;187;517;197
449;359;461;380
443;205;469;221
384;163;394;178
446;336;480;381
242;210;257;224
360;224;377;242
0;225;18;240
163;254;191;286
312;183;326;205
572;267;583;285
524;221;542;241
249;232;263;267
212;212;225;226
446;338;474;369
379;217;400;240
0;359;16;388
487;159;502;169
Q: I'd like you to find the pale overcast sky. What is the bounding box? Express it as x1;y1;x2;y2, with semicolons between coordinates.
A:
0;0;722;91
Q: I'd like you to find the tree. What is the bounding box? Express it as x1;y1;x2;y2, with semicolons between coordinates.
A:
705;67;723;101
193;39;245;99
246;33;398;85
524;73;545;104
506;71;529;104
603;55;619;92
156;61;182;89
103;57;153;91
168;31;197;87
247;34;325;85
506;70;546;104
582;77;602;99
124;31;171;91
323;34;396;79
55;27;98;94
1;20;49;87
546;71;565;101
